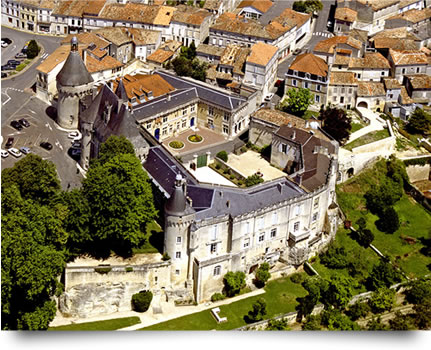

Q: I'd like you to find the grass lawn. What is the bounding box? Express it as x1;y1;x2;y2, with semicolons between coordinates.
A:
132;221;164;254
344;129;390;151
337;160;431;279
48;316;141;331
140;277;308;330
350;122;365;134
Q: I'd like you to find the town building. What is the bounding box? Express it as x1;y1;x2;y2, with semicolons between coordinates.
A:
334;7;358;34
403;73;431;105
327;71;358;109
285;53;329;106
356;81;386;111
388;48;429;82
236;0;273;20
347;52;392;81
313;35;363;65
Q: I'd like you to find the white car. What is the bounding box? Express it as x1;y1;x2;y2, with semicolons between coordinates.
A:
20;146;31;154
264;93;274;102
68;131;82;141
1;149;9;158
8;147;22;157
1;41;7;48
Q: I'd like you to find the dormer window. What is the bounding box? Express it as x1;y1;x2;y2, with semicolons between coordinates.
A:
305;73;310;79
103;103;113;125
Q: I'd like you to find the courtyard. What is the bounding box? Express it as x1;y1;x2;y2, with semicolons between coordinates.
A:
226;150;286;181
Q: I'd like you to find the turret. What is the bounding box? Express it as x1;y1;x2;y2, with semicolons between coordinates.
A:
164;174;195;287
56;36;94;129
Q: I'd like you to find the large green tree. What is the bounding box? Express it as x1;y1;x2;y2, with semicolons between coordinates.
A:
94;135;136;166
26;39;39;59
368;287;395;314
223;271;246;297
324;275;354;310
367;261;402;291
82;153;157;256
2;157;66;330
246;298;267;323
280;88;314;117
407;107;431;135
319;106;352;145
254;262;271;288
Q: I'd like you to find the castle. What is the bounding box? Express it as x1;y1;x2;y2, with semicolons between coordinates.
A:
57;37;340;316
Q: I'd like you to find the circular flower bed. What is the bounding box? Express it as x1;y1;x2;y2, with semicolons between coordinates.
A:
188;134;203;143
169;140;184;149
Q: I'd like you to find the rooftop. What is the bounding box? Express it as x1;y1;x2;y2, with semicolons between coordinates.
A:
400;86;414;105
252;108;307;128
357;0;400;11
271;8;311;30
313;35;362;54
348;52;391;69
237;0;273;14
387;8;431;24
246;42;278;67
405;74;431;89
289;53;329;77
357;81;386;96
329;71;358;85
334;7;358;23
196;44;225;58
171;6;212;26
389;49;428;65
383;78;402;89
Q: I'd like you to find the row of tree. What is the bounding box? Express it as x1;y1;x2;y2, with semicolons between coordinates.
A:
1;136;158;330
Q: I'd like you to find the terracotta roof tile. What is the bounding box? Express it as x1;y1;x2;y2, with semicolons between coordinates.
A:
85;54;123;73
246;42;278;66
237;0;273;14
405;74;431;89
52;0;88;17
334;7;357;22
252;108;307;128
383;78;402;89
147;49;175;64
387;8;431;24
357;81;386;96
271;8;311;29
348;52;391;69
37;45;83;74
334;54;350;65
357;0;399;11
389;49;428;65
98;3;175;25
373;37;418;50
400;86;414;104
289;53;328;77
329;71;357;85
39;0;57;10
196;44;225;57
314;35;362;54
172;6;212;26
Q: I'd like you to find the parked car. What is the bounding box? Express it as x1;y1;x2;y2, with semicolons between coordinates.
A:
1;72;7;78
264;93;274;102
8;147;22;157
1;149;9;158
5;137;14;148
20;146;31;154
2;38;12;45
1;65;14;71
40;141;53;150
15;52;26;59
70;148;82;158
293;48;302;55
10;120;23;131
7;59;21;66
1;41;8;48
68;131;82;140
19;118;30;127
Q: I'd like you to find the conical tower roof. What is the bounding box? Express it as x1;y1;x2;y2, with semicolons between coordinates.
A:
165;174;187;216
57;36;93;87
115;78;128;102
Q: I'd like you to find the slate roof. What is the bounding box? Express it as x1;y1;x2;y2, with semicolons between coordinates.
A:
155;71;248;111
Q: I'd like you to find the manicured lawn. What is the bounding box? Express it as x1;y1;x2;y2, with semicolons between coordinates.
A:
140;277;308;330
344;129;390;151
132;221;164;254
48;316;141;331
350;122;365;134
337;160;431;279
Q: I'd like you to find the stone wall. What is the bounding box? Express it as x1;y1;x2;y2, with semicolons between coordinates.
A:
406;164;430;183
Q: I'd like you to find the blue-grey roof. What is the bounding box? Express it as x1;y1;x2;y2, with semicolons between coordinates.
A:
56;50;93;87
143;146;306;220
133;88;199;121
155;71;247;111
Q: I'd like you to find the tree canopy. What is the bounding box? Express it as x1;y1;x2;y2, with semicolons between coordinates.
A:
319;106;352;145
407;107;431;135
367;261;402;290
94;135;136;166
171;42;208;82
1;157;66;330
280;88;313;117
223;271;246;297
26;39;40;59
293;0;323;13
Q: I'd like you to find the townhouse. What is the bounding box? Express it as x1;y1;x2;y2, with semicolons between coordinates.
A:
327;71;358;109
385;7;431;29
313;35;363;65
37;0;55;33
19;0;38;32
347;52;392;81
388;48;429;82
403;74;431;105
334;7;358;34
383;77;416;119
236;0;273;20
356;81;386;111
285;53;329;106
398;0;425;13
170;6;212;46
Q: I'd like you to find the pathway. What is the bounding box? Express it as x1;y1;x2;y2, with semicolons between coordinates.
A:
347;107;386;144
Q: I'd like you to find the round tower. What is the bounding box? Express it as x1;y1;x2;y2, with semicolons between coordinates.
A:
164;174;196;286
56;37;94;130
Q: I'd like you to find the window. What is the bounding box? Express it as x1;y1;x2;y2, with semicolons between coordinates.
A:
315;95;320;103
281;143;287;153
312;212;318;222
162;127;167;136
191;105;195;113
341;88;345;94
294;222;300;232
258;233;265;242
162;116;168;123
257;217;264;230
402;68;406;74
416;67;420;73
210;224;217;240
270;228;277;238
214;265;221;276
175;269;180;275
294;205;301;216
182;119;187;128
244;222;250;234
182;108;187;116
223;124;229;134
313;197;319;209
243;238;250;248
292;79;297;87
381;71;385;76
176;236;182;244
223;112;229;122
146;122;151;129
272;212;278;225
348;88;352;94
303;81;309;89
316;84;321;92
210;243;217;254
208;106;214;116
176;251;181;259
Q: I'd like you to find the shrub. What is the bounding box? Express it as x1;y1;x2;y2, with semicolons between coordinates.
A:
95;267;112;274
131;290;153;312
223;271;246;297
15;63;26;72
266;318;290;330
169;140;184;149
290;273;305;284
245;174;264;187
216;150;228;162
211;293;226;302
188;134;203;143
368;288;395;314
347;301;371;321
229;174;235;180
254;262;271;288
215;164;221;170
237;180;243;186
125;267;133;272
223;169;230;175
245;298;267;323
376;207;400;234
162;252;171;261
26;39;39;59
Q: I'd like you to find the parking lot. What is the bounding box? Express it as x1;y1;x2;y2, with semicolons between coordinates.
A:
1;90;84;190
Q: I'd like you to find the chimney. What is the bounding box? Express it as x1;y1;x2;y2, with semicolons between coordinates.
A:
291;130;296;140
167;93;171;101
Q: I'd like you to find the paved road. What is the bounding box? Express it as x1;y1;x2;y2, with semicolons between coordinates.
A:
1;26;82;190
1;25;63;91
